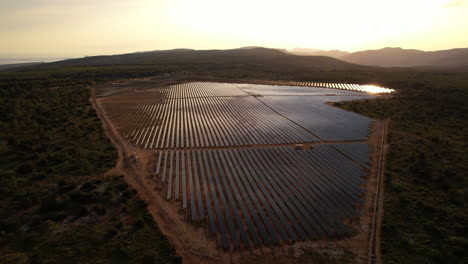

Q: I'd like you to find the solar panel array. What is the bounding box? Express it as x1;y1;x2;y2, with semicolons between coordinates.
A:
237;81;394;94
104;82;249;103
101;82;380;249
333;143;372;169
103;96;320;149
237;84;375;96
259;96;374;141
103;82;379;148
150;144;370;249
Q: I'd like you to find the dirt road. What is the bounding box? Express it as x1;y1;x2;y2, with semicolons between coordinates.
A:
368;120;388;264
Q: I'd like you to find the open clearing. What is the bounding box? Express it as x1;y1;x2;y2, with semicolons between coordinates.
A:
94;80;390;263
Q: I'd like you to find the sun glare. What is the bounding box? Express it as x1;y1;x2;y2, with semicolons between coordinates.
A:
169;0;456;51
361;85;394;94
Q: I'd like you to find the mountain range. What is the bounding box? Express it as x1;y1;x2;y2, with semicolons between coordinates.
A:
2;47;467;71
288;47;468;68
35;48;367;72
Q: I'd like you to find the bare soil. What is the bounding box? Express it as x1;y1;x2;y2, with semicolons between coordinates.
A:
90;79;387;264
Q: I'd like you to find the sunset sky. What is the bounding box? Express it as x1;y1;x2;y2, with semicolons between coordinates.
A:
1;0;467;61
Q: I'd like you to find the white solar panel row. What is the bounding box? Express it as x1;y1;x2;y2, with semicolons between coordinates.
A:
104;96;320;149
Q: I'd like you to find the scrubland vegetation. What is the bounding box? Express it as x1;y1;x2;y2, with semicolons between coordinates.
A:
0;76;180;263
335;73;467;263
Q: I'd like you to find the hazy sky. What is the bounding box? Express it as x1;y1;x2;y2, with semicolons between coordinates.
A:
1;0;467;59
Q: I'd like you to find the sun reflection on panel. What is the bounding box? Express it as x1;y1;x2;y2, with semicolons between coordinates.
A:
361;85;395;94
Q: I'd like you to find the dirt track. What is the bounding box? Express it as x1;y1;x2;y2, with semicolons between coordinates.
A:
90;80;387;264
372;120;389;264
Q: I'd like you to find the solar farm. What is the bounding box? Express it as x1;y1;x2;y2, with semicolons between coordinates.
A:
98;81;390;251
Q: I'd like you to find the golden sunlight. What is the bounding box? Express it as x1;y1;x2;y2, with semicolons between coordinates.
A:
0;0;466;57
361;85;395;94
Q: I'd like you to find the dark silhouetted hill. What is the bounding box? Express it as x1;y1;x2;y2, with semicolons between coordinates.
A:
40;48;368;71
0;62;44;71
341;47;468;68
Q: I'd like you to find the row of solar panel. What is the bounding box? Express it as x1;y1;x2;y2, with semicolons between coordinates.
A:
103;82;248;102
237;81;394;94
237;84;369;97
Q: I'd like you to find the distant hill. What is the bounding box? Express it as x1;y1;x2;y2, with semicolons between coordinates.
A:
0;62;44;71
236;46;266;50
289;48;350;58
6;47;468;72
236;46;289;53
40;47;368;72
340;47;468;68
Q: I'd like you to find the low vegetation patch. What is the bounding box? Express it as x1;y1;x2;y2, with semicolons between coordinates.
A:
334;75;467;263
0;77;180;263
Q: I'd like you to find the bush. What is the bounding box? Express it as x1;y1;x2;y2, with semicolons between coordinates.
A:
40;197;63;212
16;164;33;175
